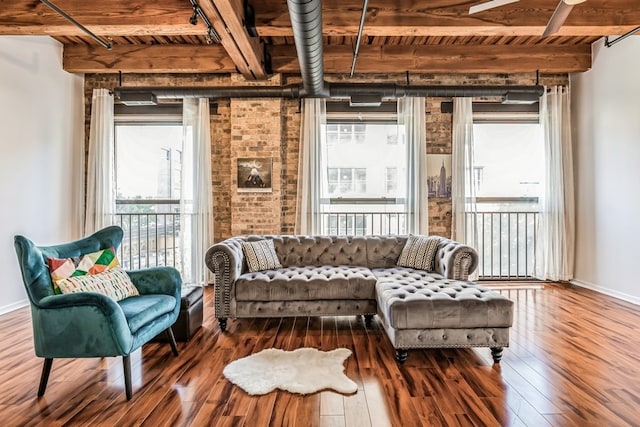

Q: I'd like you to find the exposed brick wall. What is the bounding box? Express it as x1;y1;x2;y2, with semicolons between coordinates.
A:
230;98;283;235
84;72;568;242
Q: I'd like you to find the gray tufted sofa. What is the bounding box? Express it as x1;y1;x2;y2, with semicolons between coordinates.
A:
205;235;513;364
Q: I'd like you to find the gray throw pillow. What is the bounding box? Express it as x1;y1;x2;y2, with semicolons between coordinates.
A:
397;235;440;272
242;240;282;272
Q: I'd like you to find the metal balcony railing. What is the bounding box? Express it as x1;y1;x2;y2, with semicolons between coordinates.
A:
469;210;539;280
115;200;184;271
318;212;408;236
318;206;539;280
115;200;537;281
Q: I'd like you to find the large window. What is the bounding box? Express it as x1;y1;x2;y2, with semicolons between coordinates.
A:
472;112;543;278
114;108;187;271
319;109;408;235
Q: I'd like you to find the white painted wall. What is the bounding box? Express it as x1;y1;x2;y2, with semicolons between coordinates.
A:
0;36;84;313
571;37;640;304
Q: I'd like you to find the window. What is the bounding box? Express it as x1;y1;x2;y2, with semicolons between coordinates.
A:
385;167;398;193
114;108;186;271
471;112;544;279
328;167;367;195
326;123;366;144
319;109;408;235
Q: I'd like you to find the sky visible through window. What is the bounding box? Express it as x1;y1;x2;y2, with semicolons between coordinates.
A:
115;124;183;199
473;122;544;198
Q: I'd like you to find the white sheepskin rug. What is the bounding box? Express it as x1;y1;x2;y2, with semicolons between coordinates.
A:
222;347;358;395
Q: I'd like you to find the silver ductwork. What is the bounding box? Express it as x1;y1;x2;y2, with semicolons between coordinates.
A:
115;84;545;104
116;85;302;102
286;0;327;97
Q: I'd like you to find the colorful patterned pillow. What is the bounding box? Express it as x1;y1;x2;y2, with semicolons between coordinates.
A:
55;267;139;301
48;247;120;294
242;240;282;272
397;236;440;272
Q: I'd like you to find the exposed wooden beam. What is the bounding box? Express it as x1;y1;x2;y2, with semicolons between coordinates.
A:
255;0;640;37
272;44;592;73
63;44;236;73
4;0;635;39
0;0;205;36
63;43;591;74
195;0;266;80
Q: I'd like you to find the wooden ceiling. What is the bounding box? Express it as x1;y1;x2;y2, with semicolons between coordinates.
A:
1;0;638;78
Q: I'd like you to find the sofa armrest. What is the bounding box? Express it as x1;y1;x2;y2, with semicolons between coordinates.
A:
433;237;479;280
205;237;246;319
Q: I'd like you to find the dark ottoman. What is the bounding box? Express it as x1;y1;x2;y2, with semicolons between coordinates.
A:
155;285;204;342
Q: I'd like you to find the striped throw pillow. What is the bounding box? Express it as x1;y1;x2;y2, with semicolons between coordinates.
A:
56;267;139;301
242;240;282;272
397;236;440;272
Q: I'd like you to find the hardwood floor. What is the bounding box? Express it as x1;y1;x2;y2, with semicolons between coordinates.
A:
1;283;639;426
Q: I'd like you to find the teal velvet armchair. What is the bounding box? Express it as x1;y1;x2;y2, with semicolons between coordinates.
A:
14;225;182;400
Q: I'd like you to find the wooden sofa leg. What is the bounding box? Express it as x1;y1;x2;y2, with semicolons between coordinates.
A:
38;358;53;397
165;328;179;356
364;314;373;327
490;347;504;364
396;349;408;364
218;318;227;332
123;355;132;401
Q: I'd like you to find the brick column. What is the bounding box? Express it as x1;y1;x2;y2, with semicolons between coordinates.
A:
230;98;283;235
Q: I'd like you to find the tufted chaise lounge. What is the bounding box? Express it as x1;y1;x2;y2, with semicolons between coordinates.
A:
205;235;513;364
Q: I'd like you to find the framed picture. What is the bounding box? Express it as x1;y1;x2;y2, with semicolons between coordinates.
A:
427;154;452;198
237;158;273;192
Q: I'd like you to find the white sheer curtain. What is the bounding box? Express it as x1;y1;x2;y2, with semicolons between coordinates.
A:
451;97;478;250
295;98;326;234
398;97;428;234
181;98;213;285
85;88;115;234
535;86;575;281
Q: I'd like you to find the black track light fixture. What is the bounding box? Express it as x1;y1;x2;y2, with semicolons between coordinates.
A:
189;8;199;26
188;0;222;44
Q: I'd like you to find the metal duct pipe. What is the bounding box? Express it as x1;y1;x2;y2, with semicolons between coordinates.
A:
286;0;327;97
115;85;301;101
115;83;544;102
328;84;546;98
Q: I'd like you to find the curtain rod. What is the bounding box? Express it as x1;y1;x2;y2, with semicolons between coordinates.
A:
604;26;640;48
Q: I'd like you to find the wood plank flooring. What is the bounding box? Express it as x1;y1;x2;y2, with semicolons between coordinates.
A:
0;283;639;426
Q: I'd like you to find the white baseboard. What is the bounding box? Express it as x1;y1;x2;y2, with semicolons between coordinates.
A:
0;299;29;316
570;279;640;306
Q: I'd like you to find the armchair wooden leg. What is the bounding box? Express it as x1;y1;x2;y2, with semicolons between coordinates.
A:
165;327;179;356
38;358;53;397
123;355;132;401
